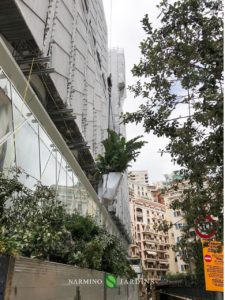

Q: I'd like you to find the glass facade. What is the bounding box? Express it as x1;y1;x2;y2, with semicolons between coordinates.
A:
0;68;102;222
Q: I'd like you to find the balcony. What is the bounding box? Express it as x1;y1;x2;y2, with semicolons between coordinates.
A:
136;211;143;217
144;240;155;246
158;241;170;246
158;258;169;263
144;246;156;251
156;248;168;253
144;266;169;271
130;244;139;248
143;236;155;242
145;258;157;262
143;226;155;234
145;250;157;255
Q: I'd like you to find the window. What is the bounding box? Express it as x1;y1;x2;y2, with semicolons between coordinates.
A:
0;135;15;172
137;217;143;222
15;116;40;187
0;80;12;140
0;73;14;171
181;264;189;272
175;223;184;229
174;210;181;217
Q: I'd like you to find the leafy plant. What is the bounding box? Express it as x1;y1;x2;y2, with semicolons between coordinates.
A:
123;0;223;280
0;170;136;279
96;129;146;174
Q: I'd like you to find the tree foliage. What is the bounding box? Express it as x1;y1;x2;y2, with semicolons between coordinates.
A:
123;0;223;277
96;129;146;174
0;171;136;279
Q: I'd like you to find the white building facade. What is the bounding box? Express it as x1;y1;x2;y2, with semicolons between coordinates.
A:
108;48;126;136
0;0;130;245
165;189;190;273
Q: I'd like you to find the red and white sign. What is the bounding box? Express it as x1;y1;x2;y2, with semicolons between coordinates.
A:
204;254;212;263
195;215;217;239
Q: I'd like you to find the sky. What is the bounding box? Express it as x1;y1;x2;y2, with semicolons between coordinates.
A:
102;0;179;183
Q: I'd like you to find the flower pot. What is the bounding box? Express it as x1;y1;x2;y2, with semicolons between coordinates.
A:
101;172;122;205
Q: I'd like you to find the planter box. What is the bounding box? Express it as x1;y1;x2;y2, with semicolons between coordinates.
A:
101;172;122;205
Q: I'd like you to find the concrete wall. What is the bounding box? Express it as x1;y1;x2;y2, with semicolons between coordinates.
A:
4;256;139;300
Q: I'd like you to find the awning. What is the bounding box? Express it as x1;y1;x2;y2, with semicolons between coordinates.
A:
146;251;157;255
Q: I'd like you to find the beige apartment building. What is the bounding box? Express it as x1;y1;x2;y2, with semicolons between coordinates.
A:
129;171;170;281
164;188;191;273
128;170;149;185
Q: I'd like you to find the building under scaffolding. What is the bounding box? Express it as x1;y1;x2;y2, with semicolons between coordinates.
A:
0;0;131;245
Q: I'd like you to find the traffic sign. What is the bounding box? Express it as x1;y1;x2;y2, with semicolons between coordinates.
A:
204;254;212;262
202;241;223;292
195;215;217;239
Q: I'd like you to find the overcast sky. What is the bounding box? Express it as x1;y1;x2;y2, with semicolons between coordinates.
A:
102;0;179;183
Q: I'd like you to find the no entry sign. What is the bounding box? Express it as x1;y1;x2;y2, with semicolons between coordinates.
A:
204;254;212;263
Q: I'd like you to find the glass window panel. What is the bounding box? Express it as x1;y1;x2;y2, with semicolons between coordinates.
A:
0;84;13;141
15;119;40;182
67;168;73;188
56;155;67;187
55;155;68;206
63;168;76;213
40;151;56;187
0;69;11;99
0;135;15;172
39;127;53;173
73;177;87;213
11;87;30;128
39;127;56;187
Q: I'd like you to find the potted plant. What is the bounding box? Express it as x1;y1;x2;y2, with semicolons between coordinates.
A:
96;130;146;204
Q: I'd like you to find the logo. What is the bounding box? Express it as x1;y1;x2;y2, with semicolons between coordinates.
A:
105;274;117;288
204;254;212;263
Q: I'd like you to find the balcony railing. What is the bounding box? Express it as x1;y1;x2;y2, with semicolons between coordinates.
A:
145;258;157;262
136;211;143;217
156;249;168;253
144;247;156;251
144;266;169;271
143;236;155;241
